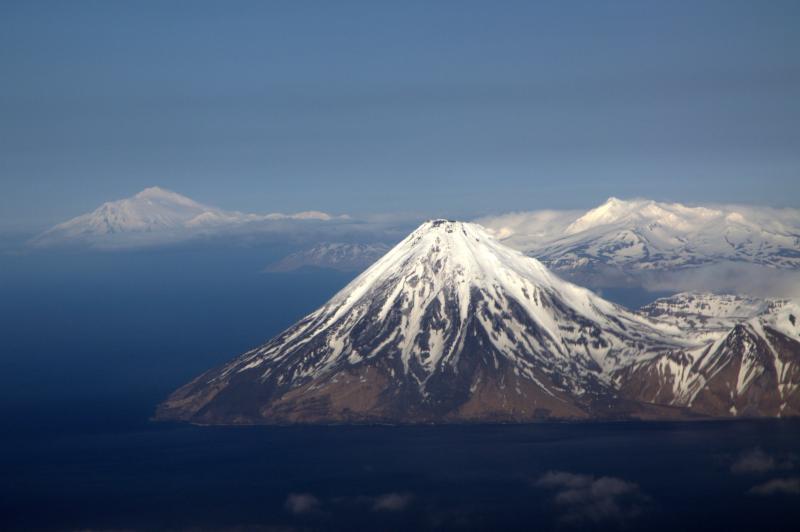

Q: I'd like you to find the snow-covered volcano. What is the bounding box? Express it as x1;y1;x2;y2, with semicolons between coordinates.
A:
31;187;341;248
479;197;800;272
158;220;687;424
35;187;237;240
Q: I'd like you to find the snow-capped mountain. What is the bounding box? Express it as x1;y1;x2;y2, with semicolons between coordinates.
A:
478;197;800;272
264;242;391;272
158;220;697;424
158;221;800;424
31;187;343;248
616;293;800;417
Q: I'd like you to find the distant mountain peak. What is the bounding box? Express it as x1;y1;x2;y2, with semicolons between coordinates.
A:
479;197;800;272
135;185;174;198
31;187;345;249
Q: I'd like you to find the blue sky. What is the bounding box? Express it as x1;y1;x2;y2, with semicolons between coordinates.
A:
2;0;799;229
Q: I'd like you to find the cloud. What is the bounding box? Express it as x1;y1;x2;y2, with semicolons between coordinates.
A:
730;448;798;475
749;478;800;496
290;492;414;515
371;492;414;512
641;263;800;299
474;209;580;247
284;493;320;514
731;448;778;474
536;471;648;525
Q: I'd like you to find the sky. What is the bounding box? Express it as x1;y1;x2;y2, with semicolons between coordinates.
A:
2;0;799;230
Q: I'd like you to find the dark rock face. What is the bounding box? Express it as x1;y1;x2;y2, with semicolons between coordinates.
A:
156;223;800;425
157;285;626;424
613;293;800;419
615;324;800;419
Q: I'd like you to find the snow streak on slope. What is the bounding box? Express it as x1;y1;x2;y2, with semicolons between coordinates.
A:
616;293;800;416
236;220;680;381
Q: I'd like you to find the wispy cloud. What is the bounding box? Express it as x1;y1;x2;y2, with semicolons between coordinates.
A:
535;471;649;525
284;493;320;514
749;478;800;496
371;492;414;512
641;263;800;299
287;491;414;516
731;447;798;475
731;448;779;474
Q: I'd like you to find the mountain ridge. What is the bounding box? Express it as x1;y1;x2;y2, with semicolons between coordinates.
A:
479;197;800;272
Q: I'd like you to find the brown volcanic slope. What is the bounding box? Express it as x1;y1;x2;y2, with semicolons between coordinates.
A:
156;223;800;424
616;294;800;418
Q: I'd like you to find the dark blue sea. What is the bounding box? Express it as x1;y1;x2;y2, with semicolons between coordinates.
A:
2;246;799;531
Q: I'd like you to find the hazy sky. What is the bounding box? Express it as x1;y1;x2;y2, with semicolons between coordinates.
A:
2;0;799;229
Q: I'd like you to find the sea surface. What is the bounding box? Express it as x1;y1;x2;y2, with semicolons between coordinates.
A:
2;247;799;531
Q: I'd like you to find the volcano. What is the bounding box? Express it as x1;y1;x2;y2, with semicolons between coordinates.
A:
156;220;698;424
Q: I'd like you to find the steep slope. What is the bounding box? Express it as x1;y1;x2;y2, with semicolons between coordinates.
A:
478;197;800;272
158;220;686;424
615;293;800;417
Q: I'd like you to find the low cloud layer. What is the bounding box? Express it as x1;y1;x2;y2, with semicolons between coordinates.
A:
729;449;800;496
535;471;648;525
730;448;798;475
475;209;580;245
731;448;780;474
284;493;320;514
286;491;413;516
371;492;414;512
641;263;800;299
749;478;800;496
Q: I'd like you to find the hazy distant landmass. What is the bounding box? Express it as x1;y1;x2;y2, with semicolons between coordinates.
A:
29;186;349;249
263;242;391;273
31;189;800;299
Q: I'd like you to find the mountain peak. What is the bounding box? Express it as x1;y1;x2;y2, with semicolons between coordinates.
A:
480;197;800;273
31;188;346;248
417;219;462;231
565;197;647;234
395;219;543;279
602;196;626;206
132;186;203;207
135;186;172;198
